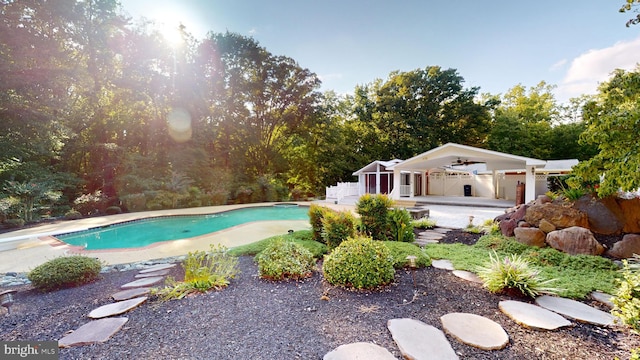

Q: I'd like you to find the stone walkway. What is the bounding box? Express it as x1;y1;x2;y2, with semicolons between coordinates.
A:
58;263;176;347
323;254;618;359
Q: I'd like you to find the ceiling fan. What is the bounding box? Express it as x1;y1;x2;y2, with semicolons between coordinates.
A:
453;157;484;166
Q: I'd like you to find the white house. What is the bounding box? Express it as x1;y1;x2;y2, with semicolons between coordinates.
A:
331;143;577;205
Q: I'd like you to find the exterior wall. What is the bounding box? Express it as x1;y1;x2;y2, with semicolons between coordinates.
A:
499;174;550;200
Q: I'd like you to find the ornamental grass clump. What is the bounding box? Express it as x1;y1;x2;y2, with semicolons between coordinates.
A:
477;251;559;298
322;236;395;289
28;255;103;292
256;237;316;280
153;244;238;300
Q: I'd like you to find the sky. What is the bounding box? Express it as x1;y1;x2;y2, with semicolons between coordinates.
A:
118;0;640;103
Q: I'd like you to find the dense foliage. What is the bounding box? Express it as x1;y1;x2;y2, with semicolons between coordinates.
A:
255;237;316;280
28;256;103;292
322;236;395;289
612;257;640;332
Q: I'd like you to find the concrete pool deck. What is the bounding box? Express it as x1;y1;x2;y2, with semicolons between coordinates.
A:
0;201;508;273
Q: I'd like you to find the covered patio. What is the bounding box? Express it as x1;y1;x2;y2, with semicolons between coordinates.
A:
388;143;546;204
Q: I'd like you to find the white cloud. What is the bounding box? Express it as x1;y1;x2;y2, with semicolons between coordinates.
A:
550;59;567;71
318;73;343;82
557;36;640;101
248;28;257;35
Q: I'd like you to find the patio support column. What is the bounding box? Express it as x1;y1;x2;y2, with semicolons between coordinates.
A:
525;165;536;203
391;168;401;200
492;169;499;199
376;163;381;194
409;171;414;198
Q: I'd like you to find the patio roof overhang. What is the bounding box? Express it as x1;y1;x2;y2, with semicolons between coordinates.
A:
388;143;547;172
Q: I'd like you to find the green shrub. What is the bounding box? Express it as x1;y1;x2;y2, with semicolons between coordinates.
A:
481;219;501;235
228;230;327;258
612;258;640;332
322;236;395;289
383;241;431;269
476;252;559;298
255;237;316;280
28;256;103;292
321;210;356;250
413;217;437;229
105;206;122;215
388;208;415;242
3;218;25;228
309;204;333;242
356;194;393;240
64;209;82;220
153;245;238;300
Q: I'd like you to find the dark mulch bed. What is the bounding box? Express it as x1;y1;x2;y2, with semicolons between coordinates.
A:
1;230;638;359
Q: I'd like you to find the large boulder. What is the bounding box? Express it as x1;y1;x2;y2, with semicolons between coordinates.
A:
546;227;605;256
524;203;589;229
618;197;640;234
538;219;556;234
573;195;624;235
513;227;546;247
606;234;640;259
500;218;517;237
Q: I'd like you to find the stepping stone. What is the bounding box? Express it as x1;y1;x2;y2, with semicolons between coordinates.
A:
418;232;445;239
431;259;455;270
323;342;395;360
387;318;459;360
121;276;165;289
112;287;151;301
441;312;509;350
135;269;171;278
591;291;614;308
58;317;128;348
433;228;452;234
452;270;483;284
88;297;147;319
535;295;616;327
416;238;439;245
138;263;176;274
499;300;572;330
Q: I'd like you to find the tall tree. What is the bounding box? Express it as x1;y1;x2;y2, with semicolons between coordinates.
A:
620;0;640;27
572;66;640;196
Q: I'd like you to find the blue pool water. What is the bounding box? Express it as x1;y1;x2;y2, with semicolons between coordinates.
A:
58;205;309;250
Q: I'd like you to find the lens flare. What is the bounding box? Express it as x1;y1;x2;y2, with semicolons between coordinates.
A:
167;107;192;143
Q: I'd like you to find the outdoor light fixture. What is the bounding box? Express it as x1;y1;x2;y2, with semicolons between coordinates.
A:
288;229;294;234
468;215;475;227
406;255;417;288
0;289;17;314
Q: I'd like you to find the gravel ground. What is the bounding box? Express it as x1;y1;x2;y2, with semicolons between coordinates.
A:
1;230;639;359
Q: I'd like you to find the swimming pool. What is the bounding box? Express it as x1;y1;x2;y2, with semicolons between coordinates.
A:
57;205;309;250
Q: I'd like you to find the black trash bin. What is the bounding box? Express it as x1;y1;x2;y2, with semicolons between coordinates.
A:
463;184;472;197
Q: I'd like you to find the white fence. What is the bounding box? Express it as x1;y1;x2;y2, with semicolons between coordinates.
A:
326;182;359;202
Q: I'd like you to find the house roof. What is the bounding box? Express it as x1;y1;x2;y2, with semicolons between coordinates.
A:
352;159;403;175
389;143;547;172
542;159;579;172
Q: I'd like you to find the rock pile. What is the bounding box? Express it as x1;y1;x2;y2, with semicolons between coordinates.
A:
495;194;640;258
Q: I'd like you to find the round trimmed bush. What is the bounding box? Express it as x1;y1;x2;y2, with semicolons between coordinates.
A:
256;237;316;280
322;236;395;289
28;256;103;292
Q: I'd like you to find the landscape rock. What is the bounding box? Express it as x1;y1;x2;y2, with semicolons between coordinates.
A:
121;276;165;289
574;195;624;235
536;195;552;204
452;270;483;284
499;300;571;330
138;263;177;274
88;296;147;319
58;317;128;348
546;226;604;255
538;219;556;233
323;342;395;360
535;295;616;327
513;227;546;247
524;203;589;229
387;318;459;360
607;234;640;259
591;291;614;309
618;197;640;233
135;269;171;278
112;287;151;301
500;218;517;237
440;312;509;350
431;259;455;270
